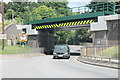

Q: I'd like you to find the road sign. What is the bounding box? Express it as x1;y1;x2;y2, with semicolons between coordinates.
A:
0;34;6;39
19;33;28;41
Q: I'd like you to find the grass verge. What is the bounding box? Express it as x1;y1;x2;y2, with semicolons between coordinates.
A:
0;45;30;54
102;46;118;59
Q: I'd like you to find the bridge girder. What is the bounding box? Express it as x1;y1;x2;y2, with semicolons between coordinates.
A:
56;24;90;31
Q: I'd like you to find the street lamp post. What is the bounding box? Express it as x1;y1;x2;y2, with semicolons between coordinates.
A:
1;0;5;50
11;2;14;21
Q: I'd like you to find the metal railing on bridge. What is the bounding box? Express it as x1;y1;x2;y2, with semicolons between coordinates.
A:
23;2;117;25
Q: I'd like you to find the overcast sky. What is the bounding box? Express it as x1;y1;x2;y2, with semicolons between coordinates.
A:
68;0;91;7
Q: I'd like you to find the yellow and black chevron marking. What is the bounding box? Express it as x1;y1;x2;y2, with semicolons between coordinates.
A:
35;20;94;29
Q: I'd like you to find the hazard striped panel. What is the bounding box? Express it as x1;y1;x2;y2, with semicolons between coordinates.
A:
35;20;94;29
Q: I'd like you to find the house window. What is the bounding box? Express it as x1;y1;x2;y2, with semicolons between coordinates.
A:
22;28;26;33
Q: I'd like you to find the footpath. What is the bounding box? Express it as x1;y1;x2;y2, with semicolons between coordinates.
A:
77;56;119;69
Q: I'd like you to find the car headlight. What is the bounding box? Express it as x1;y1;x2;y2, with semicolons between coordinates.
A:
53;53;56;54
64;53;68;54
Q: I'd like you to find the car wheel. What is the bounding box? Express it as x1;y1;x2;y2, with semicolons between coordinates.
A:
53;56;55;59
67;56;70;59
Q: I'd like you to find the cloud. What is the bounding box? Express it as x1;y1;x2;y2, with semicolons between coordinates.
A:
68;0;91;8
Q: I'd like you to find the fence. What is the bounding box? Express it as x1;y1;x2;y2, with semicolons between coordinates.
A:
81;45;119;61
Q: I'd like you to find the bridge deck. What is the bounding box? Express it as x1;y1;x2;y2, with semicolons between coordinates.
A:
28;12;105;25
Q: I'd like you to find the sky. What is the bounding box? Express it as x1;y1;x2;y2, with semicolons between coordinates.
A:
68;0;91;7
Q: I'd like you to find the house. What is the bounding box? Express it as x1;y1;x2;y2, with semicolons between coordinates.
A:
5;24;22;45
5;24;38;46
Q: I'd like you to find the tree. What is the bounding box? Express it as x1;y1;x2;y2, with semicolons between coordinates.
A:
74;29;92;43
55;30;75;45
0;1;1;13
55;29;92;45
26;5;57;21
115;1;120;14
89;0;120;14
55;31;67;44
4;2;69;24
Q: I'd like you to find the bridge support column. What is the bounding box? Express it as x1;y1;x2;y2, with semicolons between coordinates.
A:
37;29;55;54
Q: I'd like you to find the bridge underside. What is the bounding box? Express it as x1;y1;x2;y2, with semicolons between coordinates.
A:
56;24;90;31
34;24;90;54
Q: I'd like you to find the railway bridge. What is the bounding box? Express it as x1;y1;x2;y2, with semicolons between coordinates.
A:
23;2;119;54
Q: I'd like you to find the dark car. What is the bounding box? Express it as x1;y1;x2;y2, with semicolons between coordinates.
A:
53;45;70;59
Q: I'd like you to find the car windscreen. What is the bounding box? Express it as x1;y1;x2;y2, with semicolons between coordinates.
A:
54;46;68;51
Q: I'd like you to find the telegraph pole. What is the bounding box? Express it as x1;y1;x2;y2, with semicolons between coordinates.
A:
1;0;5;50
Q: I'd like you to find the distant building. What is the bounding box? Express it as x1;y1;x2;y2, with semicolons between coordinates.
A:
4;24;38;46
5;24;22;45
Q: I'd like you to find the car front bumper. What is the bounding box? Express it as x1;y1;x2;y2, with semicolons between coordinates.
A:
53;54;70;58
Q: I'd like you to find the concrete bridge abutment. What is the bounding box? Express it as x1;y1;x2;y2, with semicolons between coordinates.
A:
91;14;120;46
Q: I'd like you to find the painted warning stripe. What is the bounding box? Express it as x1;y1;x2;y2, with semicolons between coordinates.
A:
35;20;94;29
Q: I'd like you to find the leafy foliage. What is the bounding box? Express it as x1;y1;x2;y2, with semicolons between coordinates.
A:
55;29;92;45
26;5;57;21
115;1;120;14
88;1;120;14
4;2;69;24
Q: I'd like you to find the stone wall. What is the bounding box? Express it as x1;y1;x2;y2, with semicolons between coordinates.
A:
28;35;39;47
92;20;119;45
92;30;107;45
106;20;119;45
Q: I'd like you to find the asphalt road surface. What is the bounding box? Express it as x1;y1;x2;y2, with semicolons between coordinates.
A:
1;55;118;78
